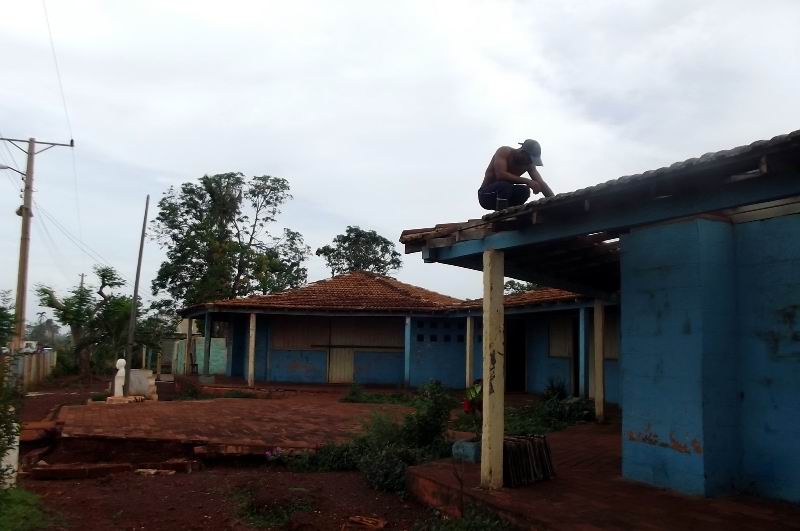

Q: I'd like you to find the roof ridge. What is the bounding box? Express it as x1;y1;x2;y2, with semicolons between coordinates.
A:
372;274;463;306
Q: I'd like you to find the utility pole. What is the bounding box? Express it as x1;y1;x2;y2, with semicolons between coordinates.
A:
123;195;149;396
0;136;73;353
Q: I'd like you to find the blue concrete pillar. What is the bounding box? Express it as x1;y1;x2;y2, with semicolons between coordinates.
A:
621;218;738;496
578;307;590;398
404;316;412;387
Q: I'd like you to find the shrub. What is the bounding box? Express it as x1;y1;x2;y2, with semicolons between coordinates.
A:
1;352;21;490
89;392;109;402
543;378;567;401
223;390;256;399
357;443;412;492
402;381;456;448
232;486;313;528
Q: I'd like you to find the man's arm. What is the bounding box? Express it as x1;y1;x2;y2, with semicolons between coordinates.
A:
492;148;534;185
528;166;554;198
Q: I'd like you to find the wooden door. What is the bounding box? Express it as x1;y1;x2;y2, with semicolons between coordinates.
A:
328;347;354;383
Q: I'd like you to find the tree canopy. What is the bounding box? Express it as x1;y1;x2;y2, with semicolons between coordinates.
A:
151;172;310;309
504;279;541;295
37;266;176;377
0;291;13;349
316;226;402;276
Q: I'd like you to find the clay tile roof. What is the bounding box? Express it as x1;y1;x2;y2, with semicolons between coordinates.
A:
195;271;464;313
459;288;581;310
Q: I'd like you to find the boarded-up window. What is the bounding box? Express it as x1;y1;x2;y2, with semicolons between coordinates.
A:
548;315;573;358
330;317;404;348
271;316;329;349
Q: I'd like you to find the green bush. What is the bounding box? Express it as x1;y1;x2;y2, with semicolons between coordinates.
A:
232;486;313;528
357;443;412;492
89;392;109;402
543;378;567;401
402;381;456;447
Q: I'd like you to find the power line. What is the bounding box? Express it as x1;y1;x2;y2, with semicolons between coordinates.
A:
41;0;82;238
33;210;70;283
33;200;127;281
41;0;72;138
0;129;21;171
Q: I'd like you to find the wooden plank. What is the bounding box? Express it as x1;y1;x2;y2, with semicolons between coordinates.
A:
465;316;474;388
481;249;505;490
247;313;256;387
593;300;605;421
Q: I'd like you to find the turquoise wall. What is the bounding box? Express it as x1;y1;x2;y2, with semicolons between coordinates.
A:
621;215;800;502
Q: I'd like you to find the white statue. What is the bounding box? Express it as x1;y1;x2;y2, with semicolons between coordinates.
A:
114;358;126;397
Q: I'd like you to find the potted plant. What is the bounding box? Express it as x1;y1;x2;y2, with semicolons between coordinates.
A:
452;381;482;463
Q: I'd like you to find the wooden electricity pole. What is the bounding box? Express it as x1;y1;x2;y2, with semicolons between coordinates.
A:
0;136;73;353
123;195;149;396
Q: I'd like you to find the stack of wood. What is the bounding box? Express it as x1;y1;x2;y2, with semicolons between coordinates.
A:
503;435;555;488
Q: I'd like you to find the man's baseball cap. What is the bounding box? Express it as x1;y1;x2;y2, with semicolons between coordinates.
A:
518;139;543;166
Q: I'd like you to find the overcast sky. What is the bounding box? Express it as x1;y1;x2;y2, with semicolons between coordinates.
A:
2;0;799;322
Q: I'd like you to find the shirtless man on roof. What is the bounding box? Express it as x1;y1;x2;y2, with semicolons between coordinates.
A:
478;139;554;211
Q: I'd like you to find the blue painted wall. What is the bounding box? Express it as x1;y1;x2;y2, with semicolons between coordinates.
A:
354;351;404;385
604;360;621;405
410;317;467;388
270;350;327;383
620;215;800;502
231;314;247;378
736;214;800;502
621;219;730;495
526;316;572;395
254;317;269;382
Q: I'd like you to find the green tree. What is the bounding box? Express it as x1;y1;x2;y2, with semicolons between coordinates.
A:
37;266;134;377
151;173;310;309
316;226;402;276
504;280;541;295
0;290;19;491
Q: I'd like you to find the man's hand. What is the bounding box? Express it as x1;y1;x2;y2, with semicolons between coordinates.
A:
527;180;541;194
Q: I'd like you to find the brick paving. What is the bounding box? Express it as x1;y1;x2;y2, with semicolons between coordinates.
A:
408;423;800;530
57;394;410;448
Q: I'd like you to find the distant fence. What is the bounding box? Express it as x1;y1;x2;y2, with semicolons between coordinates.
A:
9;351;57;391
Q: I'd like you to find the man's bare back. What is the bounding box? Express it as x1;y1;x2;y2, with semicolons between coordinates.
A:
477;140;554;211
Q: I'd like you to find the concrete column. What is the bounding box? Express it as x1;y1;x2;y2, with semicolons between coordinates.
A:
465;316;474;388
247;313;256;387
404;316;412;387
185;317;193;375
593;300;605;421
481;249;505;490
578;307;590;398
203;312;212;376
621;218;738;496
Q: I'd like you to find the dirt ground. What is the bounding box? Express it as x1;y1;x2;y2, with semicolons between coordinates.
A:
20;376;110;422
17;378;436;530
21;466;431;531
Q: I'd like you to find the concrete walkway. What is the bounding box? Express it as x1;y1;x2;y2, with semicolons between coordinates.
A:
408;423;800;530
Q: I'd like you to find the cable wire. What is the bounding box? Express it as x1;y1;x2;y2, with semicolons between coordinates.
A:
41;0;82;238
33;200;127;281
0;129;21;171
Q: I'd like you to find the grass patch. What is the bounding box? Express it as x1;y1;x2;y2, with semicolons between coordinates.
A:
0;488;53;531
232;486;313;528
340;383;415;405
413;506;513;530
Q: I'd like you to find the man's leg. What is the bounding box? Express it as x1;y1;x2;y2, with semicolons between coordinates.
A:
508;184;531;206
479;181;519;210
